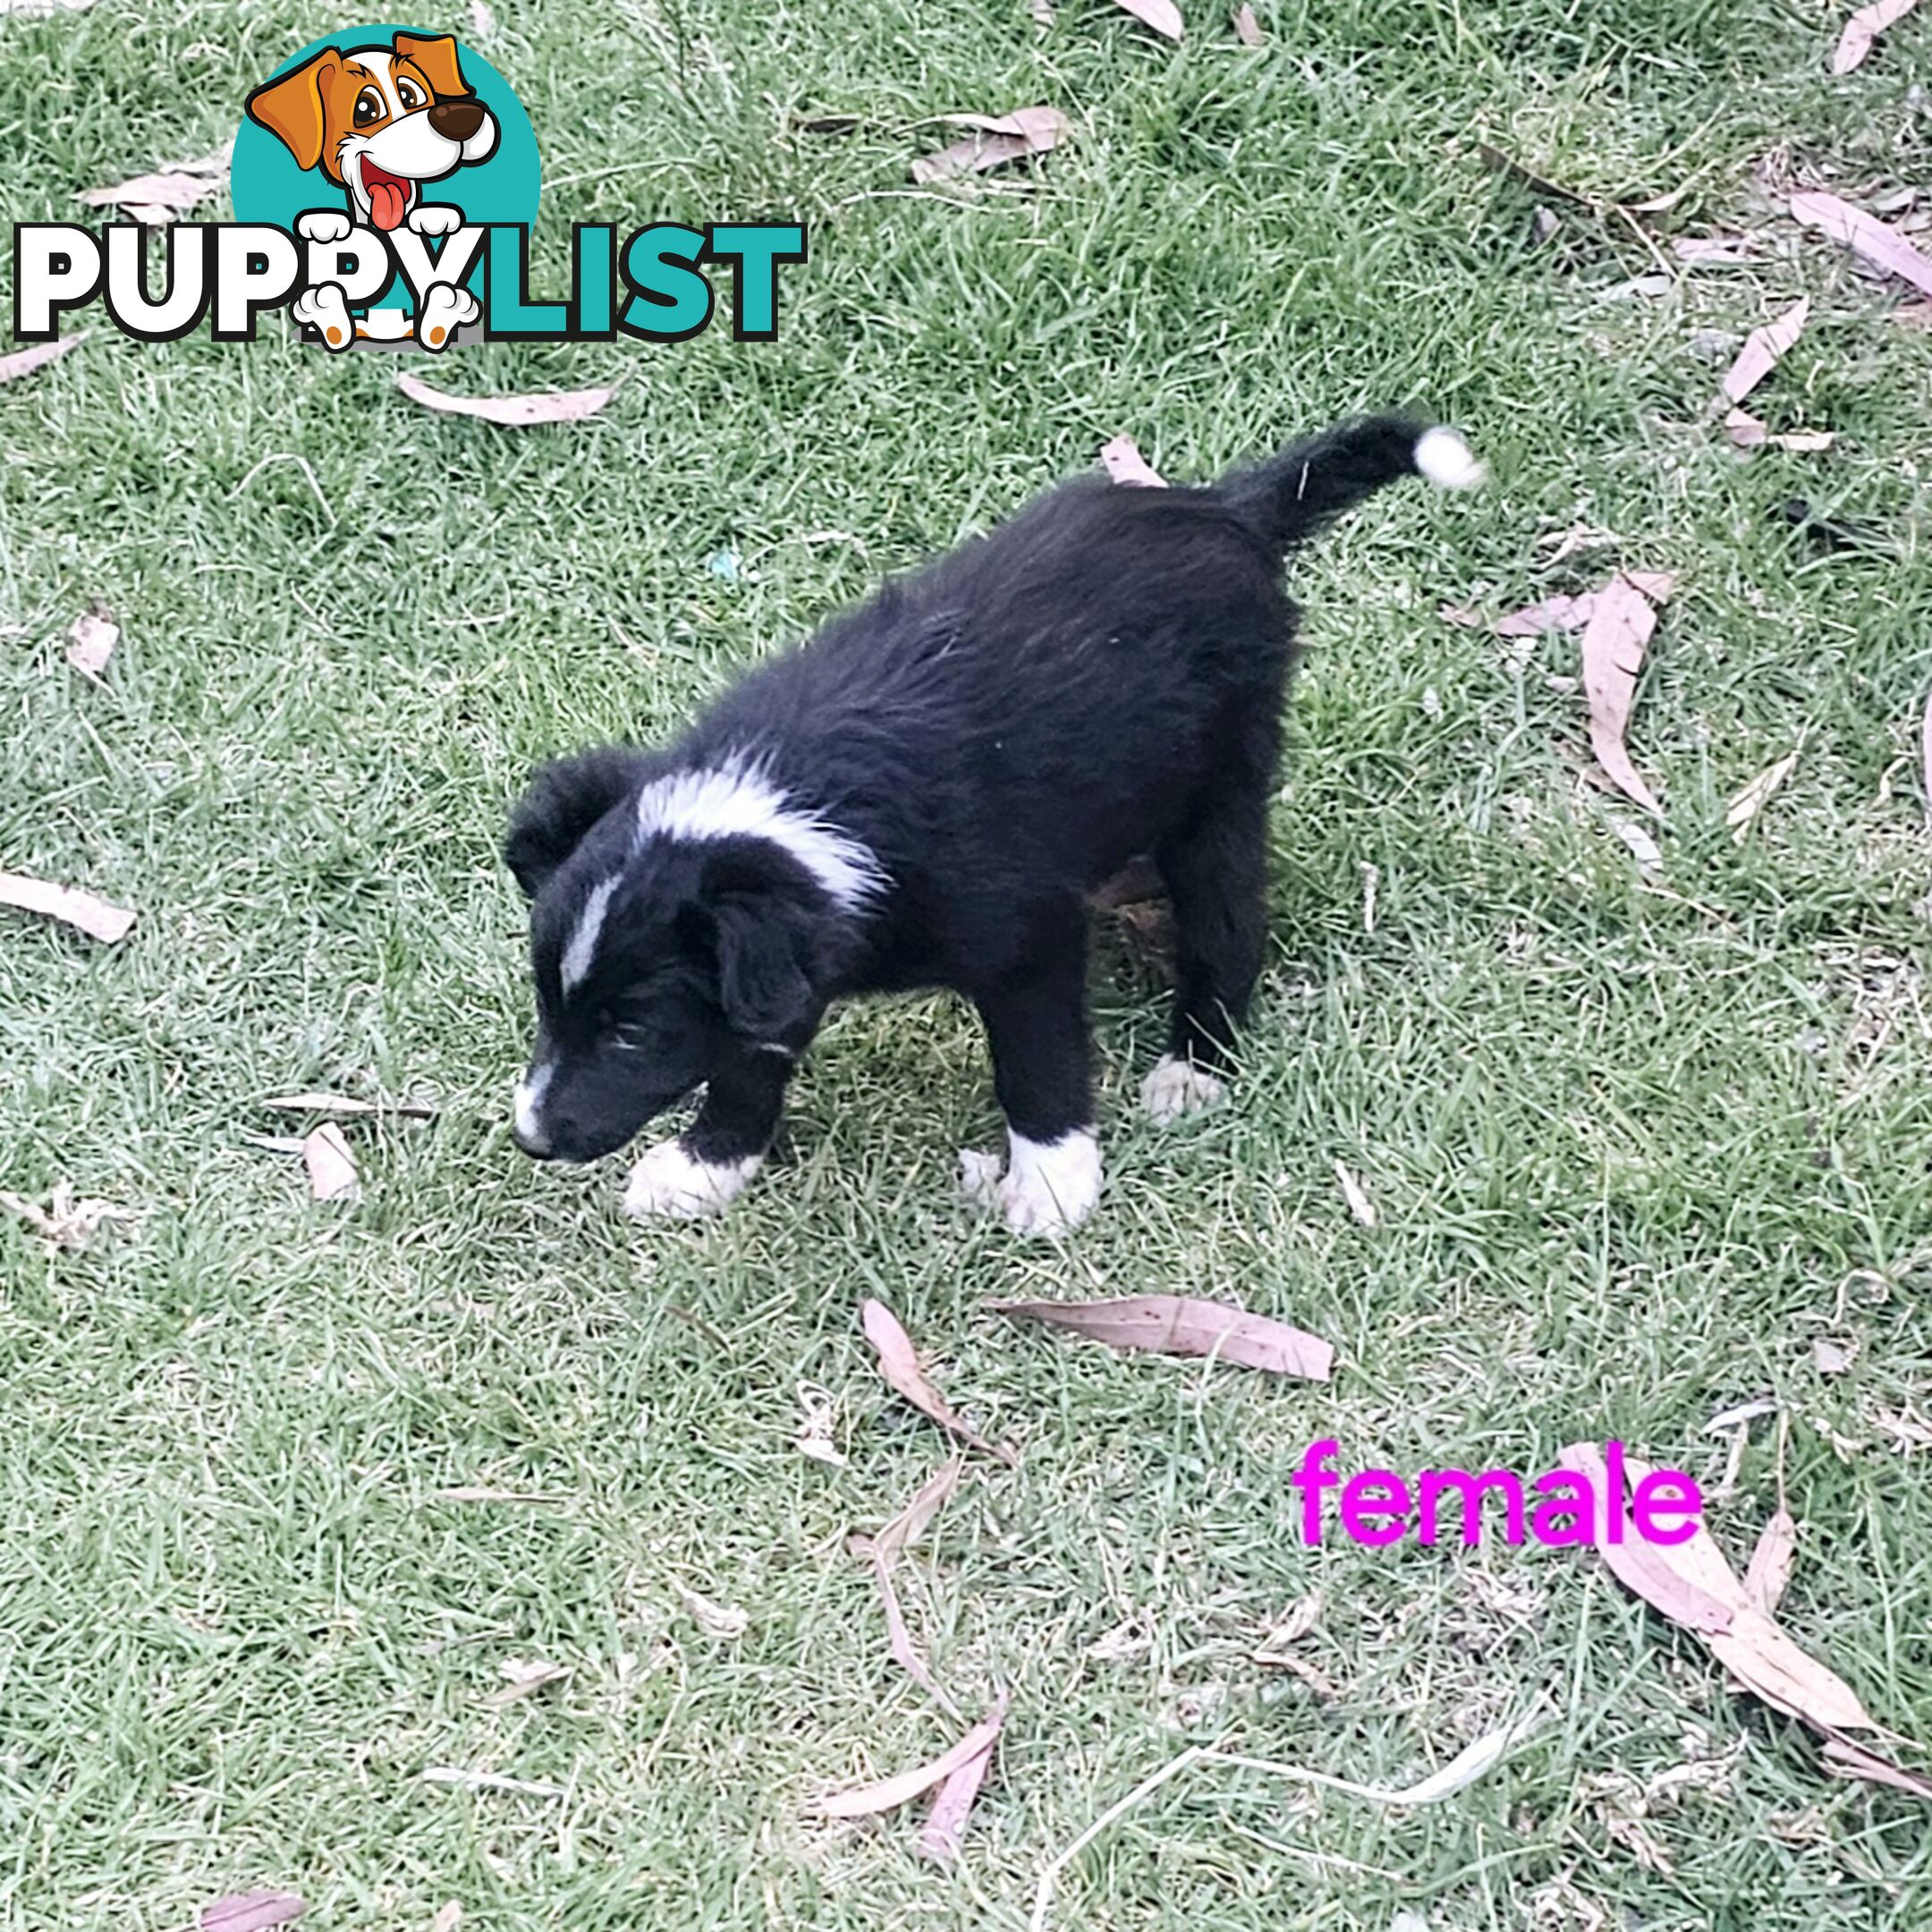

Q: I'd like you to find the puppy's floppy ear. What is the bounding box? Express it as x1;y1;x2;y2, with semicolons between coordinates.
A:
393;31;470;97
702;854;825;1040
245;50;339;174
504;746;648;900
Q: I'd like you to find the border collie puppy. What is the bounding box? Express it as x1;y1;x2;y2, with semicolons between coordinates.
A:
505;414;1482;1234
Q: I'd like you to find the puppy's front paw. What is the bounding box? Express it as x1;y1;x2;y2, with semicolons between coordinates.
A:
622;1140;759;1220
408;203;464;236
297;210;352;243
1140;1055;1226;1124
995;1130;1101;1238
291;284;355;351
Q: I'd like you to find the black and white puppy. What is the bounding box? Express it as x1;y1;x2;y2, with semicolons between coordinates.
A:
505;413;1481;1234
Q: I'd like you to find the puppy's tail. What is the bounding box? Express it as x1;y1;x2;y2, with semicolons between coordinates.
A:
1216;414;1484;552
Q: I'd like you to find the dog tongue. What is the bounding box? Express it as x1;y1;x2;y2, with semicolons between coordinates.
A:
369;177;409;231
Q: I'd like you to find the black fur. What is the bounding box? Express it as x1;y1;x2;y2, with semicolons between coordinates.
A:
507;412;1459;1203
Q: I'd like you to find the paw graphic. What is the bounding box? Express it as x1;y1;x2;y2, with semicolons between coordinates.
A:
296;210;352;244
291;284;355;352
407;203;464;237
415;283;480;352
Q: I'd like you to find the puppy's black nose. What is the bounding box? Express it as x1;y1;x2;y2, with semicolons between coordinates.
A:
429;97;486;141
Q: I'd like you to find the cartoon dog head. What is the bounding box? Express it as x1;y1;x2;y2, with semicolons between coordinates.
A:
245;33;499;233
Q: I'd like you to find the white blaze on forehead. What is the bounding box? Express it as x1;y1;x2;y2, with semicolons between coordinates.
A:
560;873;622;994
634;756;886;911
349;48;402;114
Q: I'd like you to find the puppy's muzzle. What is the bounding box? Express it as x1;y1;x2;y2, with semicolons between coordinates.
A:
429;97;487;141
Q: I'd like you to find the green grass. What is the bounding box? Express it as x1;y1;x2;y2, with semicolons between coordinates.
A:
5;0;1932;1926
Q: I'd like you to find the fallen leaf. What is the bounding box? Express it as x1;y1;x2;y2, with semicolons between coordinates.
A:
66;606;117;682
861;1299;1017;1464
301;1123;360;1203
672;1578;750;1639
261;1090;438;1120
1557;1442;1882;1737
430;1906;463;1932
1099;434;1167;487
422;1766;569;1799
0;869;135;943
1674;233;1758;263
811;1699;1006;1818
1745;1508;1796;1615
1114;0;1184;37
1833;0;1922;72
917;1726;998;1861
1030;0;1055;21
796;1382;848;1467
1893;301;1932;328
1716;296;1809;408
1813;1337;1852;1375
1495;593;1597;636
200;1894;307;1932
1723;408;1835;453
1580;573;1665;817
869;1461;964;1707
1233;3;1262;42
1438;602;1487;629
911;106;1070;184
1726;750;1800;838
394;371;620;426
0;1182;129;1250
1790;190;1932;298
990;1293;1334;1381
1333;1159;1376;1227
1256;1590;1323;1654
1820;1734;1932;1797
469;0;498;37
1609;818;1665;881
1706;1394;1779;1433
483;1657;571;1707
78;153;227;225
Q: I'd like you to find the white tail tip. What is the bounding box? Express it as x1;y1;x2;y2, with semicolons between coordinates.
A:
1415;426;1486;490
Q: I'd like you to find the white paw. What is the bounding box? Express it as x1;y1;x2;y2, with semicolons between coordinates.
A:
297;209;352;243
622;1140;758;1221
291;284;354;351
1140;1055;1226;1124
994;1130;1101;1238
408;203;464;236
415;282;479;351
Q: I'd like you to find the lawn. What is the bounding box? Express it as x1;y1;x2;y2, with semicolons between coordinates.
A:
4;0;1932;1926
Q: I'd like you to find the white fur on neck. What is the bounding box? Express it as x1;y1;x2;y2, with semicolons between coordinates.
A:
633;756;885;911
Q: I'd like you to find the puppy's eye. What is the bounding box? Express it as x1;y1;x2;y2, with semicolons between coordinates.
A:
353;87;386;127
396;77;426;111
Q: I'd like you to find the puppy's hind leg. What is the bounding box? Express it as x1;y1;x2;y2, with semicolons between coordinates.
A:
973;912;1102;1236
623;1041;801;1221
1143;779;1270;1124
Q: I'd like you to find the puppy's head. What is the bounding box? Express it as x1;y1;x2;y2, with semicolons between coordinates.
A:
504;749;841;1164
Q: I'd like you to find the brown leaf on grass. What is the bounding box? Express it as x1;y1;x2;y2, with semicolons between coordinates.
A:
78;150;228;225
1438;602;1487;629
200;1894;307;1932
262;1090;438;1120
1580;574;1665;817
1114;0;1184;38
911;106;1070;183
1790;190;1932;298
1745;1508;1797;1615
394;371;619;427
0;333;89;385
1496;592;1598;636
990;1294;1334;1381
1716;296;1809;409
1099;434;1167;487
1726;749;1800;837
0;869;135;943
301;1123;360;1204
1557;1442;1882;1738
483;1657;571;1707
66;606;116;682
1820;1734;1932;1797
429;1905;463;1932
1723;409;1835;453
1833;0;1922;72
1233;4;1262;42
1674;233;1759;263
1333;1159;1376;1227
810;1699;1006;1818
1030;0;1055;22
861;1300;1017;1464
867;1461;964;1709
917;1728;997;1861
1813;1337;1853;1375
673;1579;750;1638
0;1182;130;1250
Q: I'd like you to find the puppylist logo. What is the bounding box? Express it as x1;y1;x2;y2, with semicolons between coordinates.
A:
13;22;805;353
